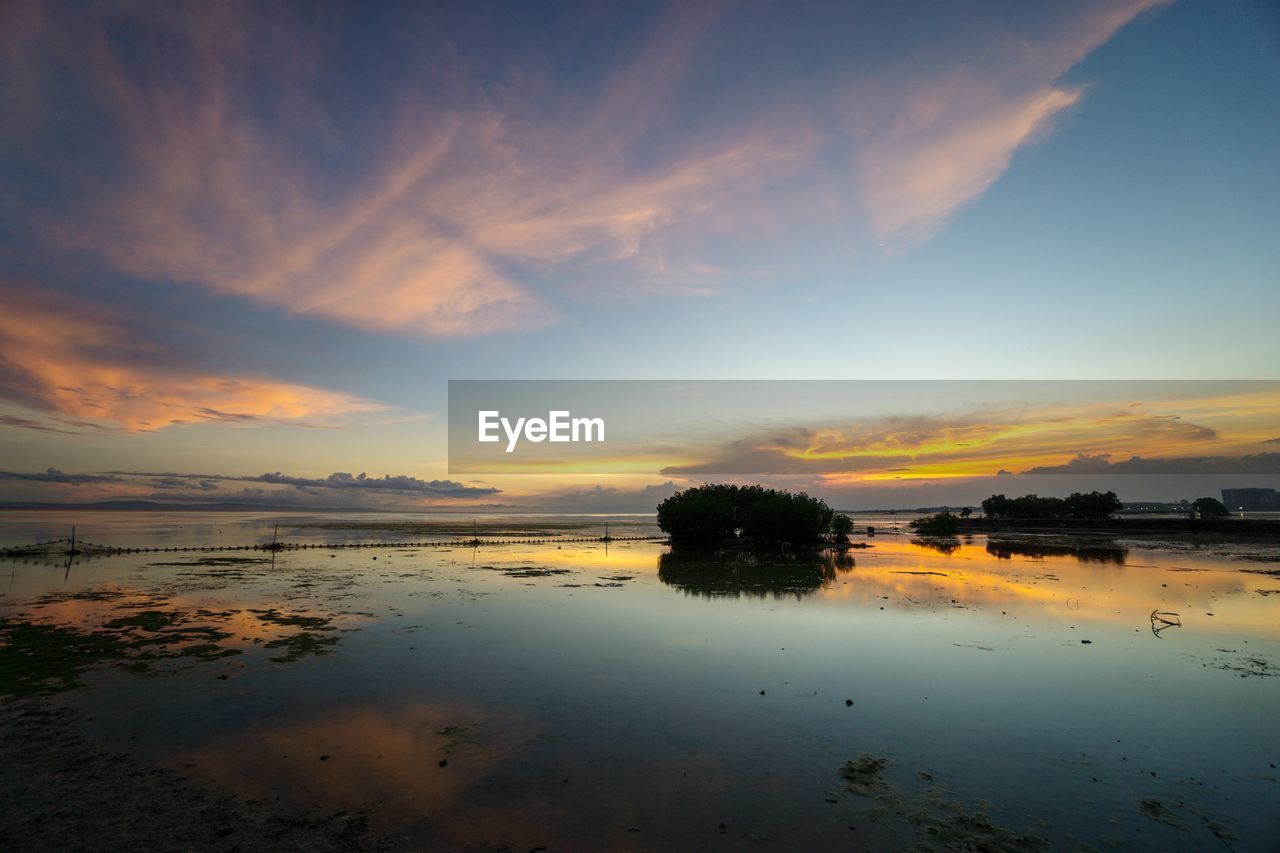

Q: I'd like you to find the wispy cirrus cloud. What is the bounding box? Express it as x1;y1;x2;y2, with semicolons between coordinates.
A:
2;1;813;335
856;84;1084;247
1;0;1169;339
852;0;1171;248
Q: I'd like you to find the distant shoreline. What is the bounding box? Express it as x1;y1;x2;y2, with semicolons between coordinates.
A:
947;516;1280;539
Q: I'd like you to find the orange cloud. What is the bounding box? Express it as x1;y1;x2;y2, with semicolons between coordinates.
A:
0;285;384;432
663;390;1280;482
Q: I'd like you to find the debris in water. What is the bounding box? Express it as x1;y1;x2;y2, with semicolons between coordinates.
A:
838;754;894;796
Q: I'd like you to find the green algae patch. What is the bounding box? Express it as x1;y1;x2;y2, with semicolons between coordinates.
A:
0;620;140;696
103;608;235;651
923;810;1049;852
1137;798;1186;829
0;611;242;696
147;556;272;567
104;610;178;632
32;588;131;605
2;589;353;695
437;725;481;755
835;757;1049;851
251;608;333;630
177;642;243;660
839;754;895;796
251;608;343;662
264;631;341;663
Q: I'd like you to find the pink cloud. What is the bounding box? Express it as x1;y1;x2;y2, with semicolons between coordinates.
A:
3;0;1173;334
853;0;1171;249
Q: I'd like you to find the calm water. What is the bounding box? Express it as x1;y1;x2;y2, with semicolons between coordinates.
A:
1;511;1278;850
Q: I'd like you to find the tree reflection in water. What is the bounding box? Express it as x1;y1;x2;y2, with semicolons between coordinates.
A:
658;548;855;600
985;538;1128;565
911;537;963;555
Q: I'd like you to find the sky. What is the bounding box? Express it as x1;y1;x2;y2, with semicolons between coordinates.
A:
1;0;1278;511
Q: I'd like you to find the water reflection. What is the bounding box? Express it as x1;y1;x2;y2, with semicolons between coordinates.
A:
174;702;522;845
986;538;1128;565
910;536;962;555
658;547;854;599
0;523;1276;850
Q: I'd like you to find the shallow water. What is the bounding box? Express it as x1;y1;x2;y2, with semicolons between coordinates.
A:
1;512;1278;850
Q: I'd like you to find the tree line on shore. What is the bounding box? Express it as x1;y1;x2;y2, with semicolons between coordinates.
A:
909;491;1122;535
980;491;1123;520
658;485;1236;547
912;492;1231;534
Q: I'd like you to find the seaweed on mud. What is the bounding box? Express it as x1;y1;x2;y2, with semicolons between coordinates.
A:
1234;554;1280;565
1136;797;1238;842
0;602;255;696
175;643;242;660
0;620;137;695
103;610;179;632
1210;656;1272;678
922;811;1049;852
264;632;340;663
103;608;237;651
437;725;480;754
250;608;334;630
250;608;342;663
0;701;387;851
1;591;351;694
148;557;271;567
32;589;129;605
836;757;1049;850
478;566;574;578
1137;798;1187;829
839;754;896;796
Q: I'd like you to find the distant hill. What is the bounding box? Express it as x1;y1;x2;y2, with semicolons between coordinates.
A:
0;500;382;512
0;500;521;513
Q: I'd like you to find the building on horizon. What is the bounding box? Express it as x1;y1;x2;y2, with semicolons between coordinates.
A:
1221;487;1280;511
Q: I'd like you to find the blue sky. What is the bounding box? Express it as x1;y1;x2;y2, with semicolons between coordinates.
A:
1;0;1277;509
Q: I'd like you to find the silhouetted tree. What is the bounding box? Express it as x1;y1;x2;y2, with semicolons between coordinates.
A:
981;491;1121;520
1063;491;1123;519
909;512;960;535
831;513;854;543
1192;497;1230;518
656;484;837;546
